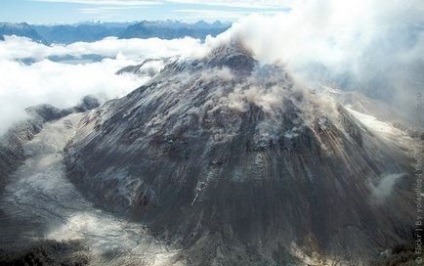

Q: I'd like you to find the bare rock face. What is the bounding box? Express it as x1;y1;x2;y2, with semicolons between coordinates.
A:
65;43;416;265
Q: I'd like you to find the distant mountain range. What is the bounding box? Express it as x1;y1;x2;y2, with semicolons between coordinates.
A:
0;22;47;44
0;20;231;44
119;20;230;39
33;22;129;44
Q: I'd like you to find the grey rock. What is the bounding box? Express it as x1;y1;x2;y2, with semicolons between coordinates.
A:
64;45;416;265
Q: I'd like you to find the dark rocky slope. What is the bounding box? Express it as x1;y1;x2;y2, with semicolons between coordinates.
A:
65;42;417;265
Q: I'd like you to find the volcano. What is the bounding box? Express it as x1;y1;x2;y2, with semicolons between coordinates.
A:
57;41;419;265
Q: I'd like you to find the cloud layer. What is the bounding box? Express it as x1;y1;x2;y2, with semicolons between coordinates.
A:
0;35;202;135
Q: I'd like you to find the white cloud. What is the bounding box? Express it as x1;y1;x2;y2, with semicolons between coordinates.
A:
0;55;140;136
0;35;202;135
0;35;201;61
64;37;201;59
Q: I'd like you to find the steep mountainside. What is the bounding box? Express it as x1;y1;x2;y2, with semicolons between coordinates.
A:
64;41;418;265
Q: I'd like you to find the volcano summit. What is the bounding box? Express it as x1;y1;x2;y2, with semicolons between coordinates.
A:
59;40;418;265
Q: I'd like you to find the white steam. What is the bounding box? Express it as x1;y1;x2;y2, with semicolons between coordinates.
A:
370;173;406;203
203;0;424;121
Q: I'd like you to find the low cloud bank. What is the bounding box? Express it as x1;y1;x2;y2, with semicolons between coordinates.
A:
0;36;202;135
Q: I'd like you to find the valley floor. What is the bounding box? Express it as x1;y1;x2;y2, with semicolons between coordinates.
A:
0;114;181;265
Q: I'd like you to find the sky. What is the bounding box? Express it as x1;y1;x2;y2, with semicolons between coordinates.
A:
0;0;292;24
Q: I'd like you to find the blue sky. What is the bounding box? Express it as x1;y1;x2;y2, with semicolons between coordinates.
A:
0;0;292;24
